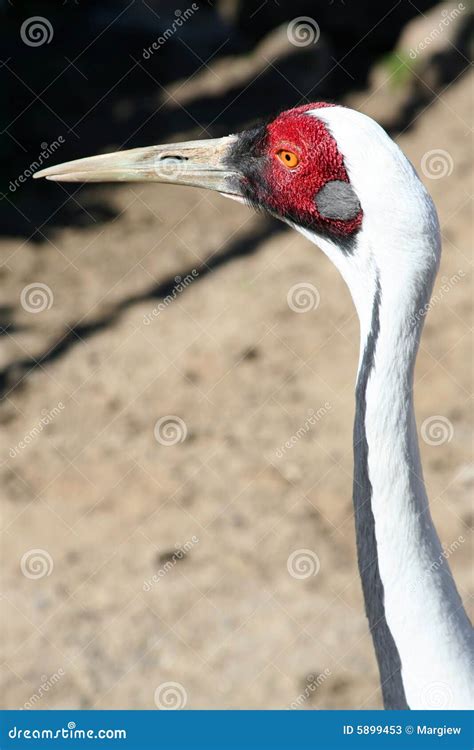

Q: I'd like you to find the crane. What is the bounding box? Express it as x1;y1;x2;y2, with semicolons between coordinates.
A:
35;103;474;710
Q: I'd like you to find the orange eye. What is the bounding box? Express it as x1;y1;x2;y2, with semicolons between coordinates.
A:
276;149;299;169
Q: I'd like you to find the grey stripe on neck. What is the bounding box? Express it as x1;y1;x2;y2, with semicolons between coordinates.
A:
353;276;409;710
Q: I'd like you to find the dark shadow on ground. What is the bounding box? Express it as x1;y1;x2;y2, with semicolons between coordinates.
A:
0;217;288;399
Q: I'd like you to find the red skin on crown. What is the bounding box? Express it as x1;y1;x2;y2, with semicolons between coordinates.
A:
261;103;362;237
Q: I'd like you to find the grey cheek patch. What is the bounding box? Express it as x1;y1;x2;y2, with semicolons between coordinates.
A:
314;179;361;221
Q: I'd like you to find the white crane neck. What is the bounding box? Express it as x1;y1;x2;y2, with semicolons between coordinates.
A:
358;271;473;709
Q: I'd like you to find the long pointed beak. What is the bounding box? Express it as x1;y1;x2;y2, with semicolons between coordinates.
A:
34;135;244;197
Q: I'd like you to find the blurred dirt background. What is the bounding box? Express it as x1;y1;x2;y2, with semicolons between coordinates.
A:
1;0;472;710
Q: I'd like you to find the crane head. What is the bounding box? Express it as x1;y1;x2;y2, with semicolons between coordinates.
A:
34;103;363;242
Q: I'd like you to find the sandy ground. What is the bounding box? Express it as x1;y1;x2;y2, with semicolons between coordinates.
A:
1;46;472;709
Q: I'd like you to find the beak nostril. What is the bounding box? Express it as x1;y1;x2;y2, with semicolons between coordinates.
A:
159;155;188;162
